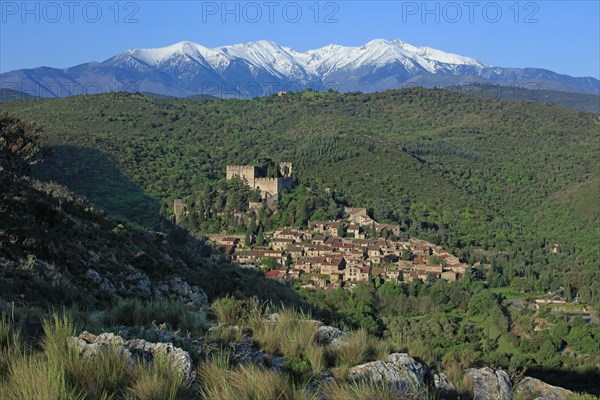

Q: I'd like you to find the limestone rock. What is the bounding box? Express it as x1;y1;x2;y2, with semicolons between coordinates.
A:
348;353;429;393
465;367;514;400
72;331;130;359
125;339;195;387
154;276;208;307
85;269;117;296
315;325;351;349
85;268;102;284
514;377;572;400
72;331;194;388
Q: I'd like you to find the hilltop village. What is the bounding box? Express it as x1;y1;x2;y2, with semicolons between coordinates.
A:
214;208;468;290
201;161;469;290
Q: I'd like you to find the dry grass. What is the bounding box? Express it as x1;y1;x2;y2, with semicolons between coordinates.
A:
126;355;184;400
1;313;185;400
79;345;134;399
0;314;20;381
336;328;370;366
321;380;436;400
304;343;326;373
198;357;316;400
206;324;244;344
321;380;401;400
253;307;319;359
3;353;84;400
210;296;246;326
330;364;351;381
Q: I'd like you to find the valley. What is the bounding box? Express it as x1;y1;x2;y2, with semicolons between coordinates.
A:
1;88;598;398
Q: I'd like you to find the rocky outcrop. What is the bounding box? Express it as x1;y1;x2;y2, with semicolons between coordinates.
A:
315;325;352;349
84;268;117;296
514;377;572;400
72;331;195;387
464;367;514;400
125;338;195;386
434;372;456;395
348;353;429;393
154;276;208;306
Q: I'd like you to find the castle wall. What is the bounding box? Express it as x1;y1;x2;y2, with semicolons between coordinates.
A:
255;178;280;198
173;199;185;222
279;162;293;177
226;165;257;186
226;163;293;203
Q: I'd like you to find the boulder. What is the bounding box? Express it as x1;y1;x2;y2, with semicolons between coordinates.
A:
72;331;195;387
126;339;195;387
154;276;208;307
348;353;429;393
464;367;513;400
514;377;572;400
71;331;127;358
315;325;351;349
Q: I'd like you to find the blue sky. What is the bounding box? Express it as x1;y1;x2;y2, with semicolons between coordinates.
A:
1;1;599;78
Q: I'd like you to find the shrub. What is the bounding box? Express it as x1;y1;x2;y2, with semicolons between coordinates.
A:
210;296;265;328
284;356;312;383
102;299;206;335
210;297;246;326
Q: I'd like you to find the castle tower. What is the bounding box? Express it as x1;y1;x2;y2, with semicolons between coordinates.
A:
173;199;185;222
279;162;293;178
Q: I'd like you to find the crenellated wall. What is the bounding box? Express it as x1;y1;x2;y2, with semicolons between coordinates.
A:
226;162;293;202
226;165;258;186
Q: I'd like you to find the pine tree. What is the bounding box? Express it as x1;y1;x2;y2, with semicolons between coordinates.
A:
257;226;265;246
337;223;344;237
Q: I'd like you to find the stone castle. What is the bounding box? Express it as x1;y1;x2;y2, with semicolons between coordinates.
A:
226;161;293;203
174;161;293;222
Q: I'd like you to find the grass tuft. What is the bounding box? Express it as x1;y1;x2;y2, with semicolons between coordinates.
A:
336;328;370;366
126;354;184;400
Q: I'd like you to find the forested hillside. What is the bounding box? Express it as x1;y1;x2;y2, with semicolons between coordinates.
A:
1;91;599;395
1;89;598;307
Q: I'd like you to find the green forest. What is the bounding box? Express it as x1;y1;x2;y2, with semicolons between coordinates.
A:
1;89;599;393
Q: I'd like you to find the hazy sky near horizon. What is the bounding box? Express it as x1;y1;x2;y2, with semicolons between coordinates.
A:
1;1;599;78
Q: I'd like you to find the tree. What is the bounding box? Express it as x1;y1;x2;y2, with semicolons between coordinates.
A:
0;113;44;177
337;223;344;237
244;230;252;246
370;222;377;239
257;226;265;246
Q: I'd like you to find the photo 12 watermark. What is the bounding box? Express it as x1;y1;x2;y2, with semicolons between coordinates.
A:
0;80;140;99
1;1;140;23
401;1;540;23
200;1;340;24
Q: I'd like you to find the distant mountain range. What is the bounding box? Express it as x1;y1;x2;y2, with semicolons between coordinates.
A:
1;39;598;98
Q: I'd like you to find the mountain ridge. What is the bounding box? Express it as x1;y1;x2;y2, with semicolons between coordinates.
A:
1;39;598;98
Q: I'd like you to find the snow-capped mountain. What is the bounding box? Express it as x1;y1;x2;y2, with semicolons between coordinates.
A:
1;39;598;98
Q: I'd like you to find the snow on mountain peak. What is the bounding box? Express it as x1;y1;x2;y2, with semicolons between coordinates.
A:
118;38;488;78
